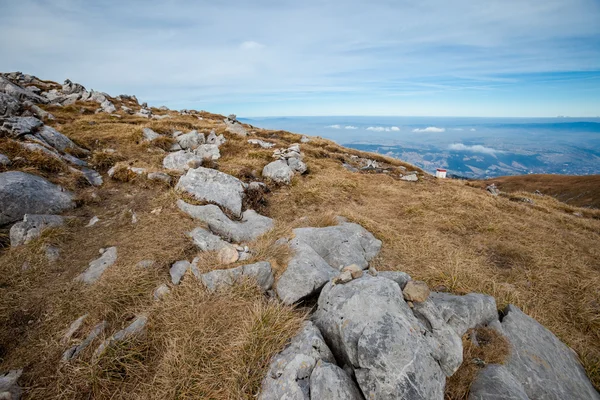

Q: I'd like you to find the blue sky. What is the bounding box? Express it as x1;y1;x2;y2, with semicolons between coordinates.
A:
1;0;599;117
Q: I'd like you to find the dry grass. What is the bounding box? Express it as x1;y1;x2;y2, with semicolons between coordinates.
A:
445;327;511;400
1;104;599;399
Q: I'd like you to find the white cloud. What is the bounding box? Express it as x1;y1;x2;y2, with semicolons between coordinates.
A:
391;126;400;131
470;128;477;131
448;143;498;155
327;124;341;129
240;41;265;50
412;126;446;133
345;125;358;129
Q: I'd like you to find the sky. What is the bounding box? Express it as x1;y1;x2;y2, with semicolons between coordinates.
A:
1;0;600;117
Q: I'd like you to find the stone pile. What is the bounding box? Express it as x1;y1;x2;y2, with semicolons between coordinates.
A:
162;129;226;172
262;144;307;184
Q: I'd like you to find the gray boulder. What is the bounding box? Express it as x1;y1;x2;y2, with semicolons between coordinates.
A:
500;305;600;400
309;361;364;400
0;172;75;226
79;167;103;186
170;260;191;285
75;247;118;284
9;214;65;246
0;92;20;117
401;174;418;182
0;116;43;137
162;150;204;172
287;157;307;174
62;79;86;95
188;227;230;252
429;292;499;337
262;160;294;184
206;130;226;145
377;270;411;288
28;103;54;120
313;275;448;400
248;139;275;149
176;167;246;218
142;127;160;142
0;76;47;103
176;130;204;150
200;261;274;292
469;364;530;400
259;321;336;400
35;125;87;154
0;369;23;400
276;222;382;304
194;144;221;160
225;119;247;136
177;200;274;242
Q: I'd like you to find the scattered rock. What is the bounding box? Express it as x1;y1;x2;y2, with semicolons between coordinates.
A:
142;127;161;142
62;321;107;362
0;92;20;117
93;315;147;359
401;173;418;182
0;75;47;103
486;184;500;196
75;247;118;284
0;153;10;166
61;314;88;345
259;321;335;400
225;119;247;136
200;261;274;292
341;264;363;279
218;246;240;264
80;167;103;186
176;130;204;150
170;260;191;285
162;150;205;172
0;369;23;400
9;214;65;246
300;135;310;143
402;280;430;302
248;139;275;149
206;130;226;145
287;157;307;174
0;171;75;225
342;163;359;172
0;116;43;137
333;270;353;284
45;245;60;262
153;284;170;300
377;270;411;288
86;216;99;227
188;227;231;252
176;167;247;218
194;144;221;160
177;200;274;242
262;160;294;184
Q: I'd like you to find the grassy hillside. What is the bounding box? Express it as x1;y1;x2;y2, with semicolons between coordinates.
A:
479;174;600;209
1;97;599;398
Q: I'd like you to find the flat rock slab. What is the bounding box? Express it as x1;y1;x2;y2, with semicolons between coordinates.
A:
9;214;65;246
259;321;335;400
499;305;600;400
75;247;118;284
176;167;246;218
276;221;382;305
177;200;273;242
0;171;75;226
162;150;204;172
313;275;447;400
35;125;87;154
188;227;231;252
200;261;274;292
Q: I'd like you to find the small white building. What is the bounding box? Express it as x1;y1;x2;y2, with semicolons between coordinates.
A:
435;168;447;179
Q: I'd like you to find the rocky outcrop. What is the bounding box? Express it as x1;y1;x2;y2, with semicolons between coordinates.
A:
0;92;20;117
75;247;118;284
309;361;364;400
176;167;246;218
0;75;47;103
224;118;247;136
9;214;65;246
199;261;274;292
276;220;382;304
0;116;43;137
263;144;307;184
177;200;274;242
0;171;75;226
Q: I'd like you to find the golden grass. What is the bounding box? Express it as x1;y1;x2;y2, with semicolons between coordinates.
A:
1;104;599;399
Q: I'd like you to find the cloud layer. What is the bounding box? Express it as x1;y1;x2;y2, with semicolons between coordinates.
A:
448;143;499;155
413;127;446;133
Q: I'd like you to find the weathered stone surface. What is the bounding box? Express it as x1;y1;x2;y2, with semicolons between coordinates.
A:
206;130;226;145
94;315;147;359
500;304;600;400
259;321;335;400
35;125;87;154
62;321;107;362
142;127;160;142
218;246;239;264
402;280;430;302
262;160;294;184
0;92;20;117
10;214;65;246
188;227;230;252
0;76;47;103
0;153;10;166
287;157;307;174
28;103;54;120
176;130;204;149
248;139;275;149
313;275;447;400
147;171;172;184
0;116;43;137
486;184;500;196
0;369;23;400
377;270;411;289
0;171;75;226
469;364;530;400
80;167;103;186
225;119;247;136
153;284;170;300
401;174;418;182
61;314;88;345
276;222;382;304
429;292;498;336
309;361;364;400
170;260;191;285
176;167;246;218
194;144;221;160
75;247;118;284
200;261;274;292
162;150;204;172
177;200;273;242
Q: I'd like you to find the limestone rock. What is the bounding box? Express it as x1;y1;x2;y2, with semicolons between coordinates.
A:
75;247;118;284
401;173;418;182
487;184;500;196
287;157;307;174
377;270;411;289
200;261;274;292
176;130;204;150
153;284;170;300
170;260;191;285
313;275;447;399
142;127;160;142
147;171;172;184
206;130;226;145
194;144;221;160
309;361;364;400
429;292;498;336
28;103;54;120
0;92;20;117
0;171;75;226
500;304;600;399
62;321;107;362
162;150;204;172
259;321;335;400
61;314;88;345
35;125;87;154
94;316;147;359
0;153;10;166
0;369;23;400
300;135;310;143
402;280;430;302
177;200;273;242
262;160;294;184
0;116;43;137
188;227;230;252
469;364;530;400
0;75;47;103
218;246;239;264
248;139;275;149
176;167;246;218
9;214;65;246
225;119;247;136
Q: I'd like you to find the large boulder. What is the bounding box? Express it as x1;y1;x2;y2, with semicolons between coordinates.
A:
0;92;20;117
200;261;274;292
0;116;43;137
469;364;529;400
276;221;382;304
499;305;600;400
176;130;204;150
9;214;65;246
194;144;220;160
309;361;364;400
259;321;336;400
262;160;294;184
224;119;247;136
313;275;448;400
177;200;274;242
429;292;498;336
162;150;204;172
0;76;47;103
176;167;246;218
75;247;118;284
0;172;75;226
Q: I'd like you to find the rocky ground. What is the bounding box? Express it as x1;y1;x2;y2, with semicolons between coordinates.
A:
1;72;599;399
